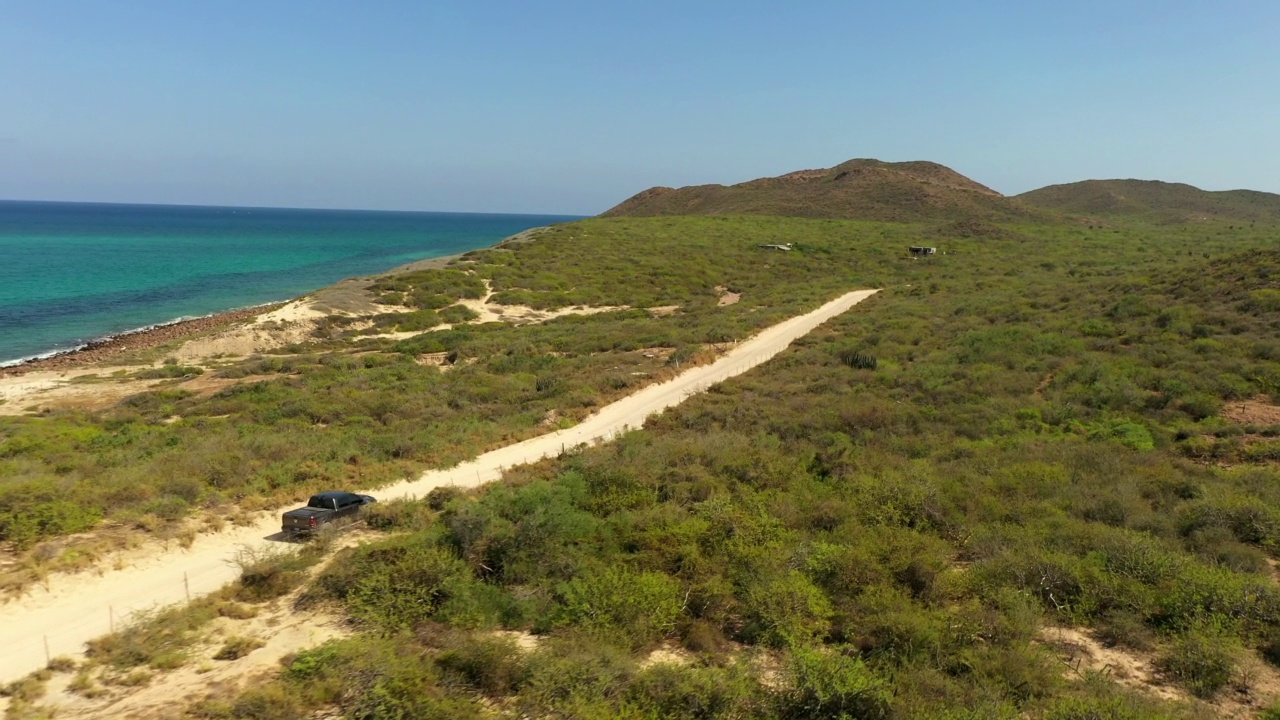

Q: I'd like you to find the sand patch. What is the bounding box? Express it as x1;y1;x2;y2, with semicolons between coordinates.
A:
0;369;160;416
26;534;378;719
170;299;329;362
454;280;627;325
177;374;283;400
492;630;539;652
35;607;347;720
716;286;741;307
1041;626;1184;702
640;644;693;669
1041;626;1280;716
364;280;627;341
1223;397;1280;426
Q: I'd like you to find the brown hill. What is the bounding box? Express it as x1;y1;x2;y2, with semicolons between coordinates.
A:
602;159;1047;222
1017;179;1280;224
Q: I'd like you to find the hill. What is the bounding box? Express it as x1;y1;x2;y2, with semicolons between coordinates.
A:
602;159;1049;222
1017;178;1280;223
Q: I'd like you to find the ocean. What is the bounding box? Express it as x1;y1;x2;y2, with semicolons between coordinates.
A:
0;201;580;366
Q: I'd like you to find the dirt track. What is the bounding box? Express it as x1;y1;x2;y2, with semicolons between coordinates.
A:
0;288;878;682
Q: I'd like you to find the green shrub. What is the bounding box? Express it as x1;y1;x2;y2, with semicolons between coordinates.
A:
234;546;318;602
426;486;463;511
214;636;266;660
741;571;834;648
85;601;218;670
345;541;471;631
628;662;768;720
1155;625;1239;699
349;652;483;720
1087;419;1155;452
554;567;683;647
134;365;204;379
519;637;635;715
393;309;442;332
780;647;890;720
435;634;529;696
440;304;481;324
1247;289;1280;313
836;347;878;370
0;500;103;549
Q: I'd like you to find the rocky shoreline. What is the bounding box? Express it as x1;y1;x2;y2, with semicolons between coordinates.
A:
0;304;284;377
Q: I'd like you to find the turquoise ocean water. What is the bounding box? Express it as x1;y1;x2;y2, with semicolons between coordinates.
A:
0;201;580;365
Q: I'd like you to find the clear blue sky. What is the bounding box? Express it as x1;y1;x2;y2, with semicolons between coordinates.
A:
3;1;1278;214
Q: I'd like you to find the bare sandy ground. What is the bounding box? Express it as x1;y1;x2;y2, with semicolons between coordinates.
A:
0;368;157;416
0;288;878;683
169;299;329;362
1042;626;1280;717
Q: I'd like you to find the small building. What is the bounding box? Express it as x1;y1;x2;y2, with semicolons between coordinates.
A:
759;243;793;251
908;246;937;257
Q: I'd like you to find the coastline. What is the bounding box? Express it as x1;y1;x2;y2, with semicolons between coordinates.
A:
0;226;550;377
0;304;286;376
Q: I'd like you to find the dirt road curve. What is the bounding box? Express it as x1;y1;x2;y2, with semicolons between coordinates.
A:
0;289;878;682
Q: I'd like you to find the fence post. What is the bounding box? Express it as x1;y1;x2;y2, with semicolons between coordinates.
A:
184;572;191;602
44;635;50;665
108;606;114;633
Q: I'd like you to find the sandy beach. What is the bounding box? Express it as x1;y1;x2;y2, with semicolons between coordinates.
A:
0;305;285;378
0;231;561;414
0;239;517;379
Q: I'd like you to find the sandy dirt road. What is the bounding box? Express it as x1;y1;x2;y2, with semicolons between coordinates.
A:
0;289;877;682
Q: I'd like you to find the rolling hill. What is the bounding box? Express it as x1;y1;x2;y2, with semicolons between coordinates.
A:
1017;179;1280;223
602;158;1050;223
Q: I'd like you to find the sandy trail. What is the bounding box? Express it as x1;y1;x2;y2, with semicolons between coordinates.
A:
0;289;878;682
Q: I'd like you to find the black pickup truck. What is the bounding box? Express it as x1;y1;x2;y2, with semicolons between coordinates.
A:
282;491;377;537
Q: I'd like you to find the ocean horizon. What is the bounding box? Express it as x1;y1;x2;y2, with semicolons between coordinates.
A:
0;200;581;366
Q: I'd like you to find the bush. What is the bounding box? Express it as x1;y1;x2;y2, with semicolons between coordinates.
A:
345;541;471;631
427;486;463;511
836;348;878;370
134;365;204;380
214;636;266;660
628;662;768;720
554;567;684;648
741;571;834;648
519;637;635;714
1043;695;1179;720
440;304;481;324
393;309;442;332
436;634;529;696
780;647;890;720
85;601;218;670
234;546;318;602
1155;625;1239;699
0;500;103;549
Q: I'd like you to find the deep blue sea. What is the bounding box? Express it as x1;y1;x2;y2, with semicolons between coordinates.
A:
0;201;580;365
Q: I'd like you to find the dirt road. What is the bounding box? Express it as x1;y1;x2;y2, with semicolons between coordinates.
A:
0;289;878;682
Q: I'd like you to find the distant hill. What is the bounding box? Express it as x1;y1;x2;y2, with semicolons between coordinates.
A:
1017;179;1280;223
602;159;1049;223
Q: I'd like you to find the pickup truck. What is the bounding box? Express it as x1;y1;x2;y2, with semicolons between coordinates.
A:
282;491;377;537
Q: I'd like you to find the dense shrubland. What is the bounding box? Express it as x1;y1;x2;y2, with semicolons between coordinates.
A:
3;211;1280;715
181;219;1280;717
0;217;916;550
